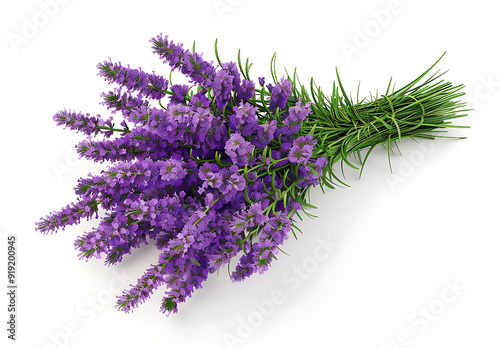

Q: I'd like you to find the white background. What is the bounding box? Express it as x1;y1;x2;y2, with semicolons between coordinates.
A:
1;0;499;347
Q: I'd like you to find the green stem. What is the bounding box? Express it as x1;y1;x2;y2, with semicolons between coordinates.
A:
96;125;131;133
193;195;222;226
292;59;468;187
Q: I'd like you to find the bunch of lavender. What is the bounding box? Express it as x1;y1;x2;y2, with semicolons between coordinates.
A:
36;34;467;316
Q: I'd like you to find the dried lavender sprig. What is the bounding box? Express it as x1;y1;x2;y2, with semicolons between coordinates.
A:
54;109;129;137
76;138;138;163
97;60;169;100
100;88;151;124
36;197;100;234
116;263;167;313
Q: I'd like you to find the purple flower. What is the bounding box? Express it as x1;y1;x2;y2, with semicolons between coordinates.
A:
218;165;246;199
230;209;295;281
181;51;216;87
190;92;211;108
53;110;116;137
229;102;259;137
189;108;214;135
212;69;234;110
222;62;241;91
238;79;255;100
100;88;150;120
289;134;316;164
150;34;185;68
224;133;254;166
36;197;100;234
252;120;277;148
284;99;311;126
97;59;168;100
231;250;257;282
198;162;223;193
288;145;311;165
147;74;169;99
258;212;292;246
169;84;190;105
159;251;209;316
295;156;328;189
198;162;219;180
231;202;269;233
294;134;316;148
116;263;167;313
268;77;292;112
39;34;337;318
159;158;187;182
151;34;216;89
227;173;246;192
76;137;134;163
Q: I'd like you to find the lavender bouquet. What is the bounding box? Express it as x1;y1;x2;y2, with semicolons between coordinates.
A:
36;34;467;316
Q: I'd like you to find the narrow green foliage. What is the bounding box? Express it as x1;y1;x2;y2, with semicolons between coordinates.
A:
282;53;468;189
